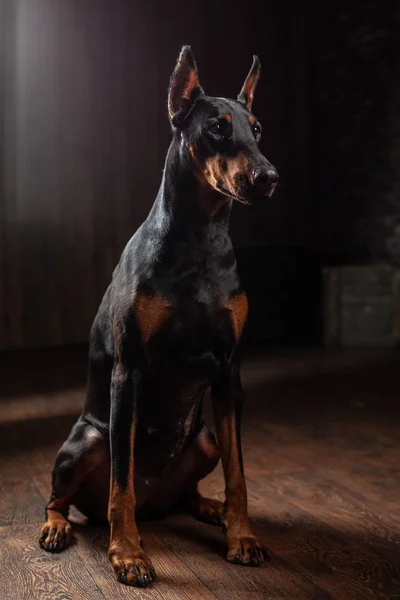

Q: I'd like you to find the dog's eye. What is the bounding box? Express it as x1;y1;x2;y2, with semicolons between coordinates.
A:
252;123;262;139
209;121;222;135
207;118;232;140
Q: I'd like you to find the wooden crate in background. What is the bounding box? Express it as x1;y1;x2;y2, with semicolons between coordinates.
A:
323;264;400;347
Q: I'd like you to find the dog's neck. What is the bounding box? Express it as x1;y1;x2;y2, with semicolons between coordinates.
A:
143;138;237;282
147;138;233;237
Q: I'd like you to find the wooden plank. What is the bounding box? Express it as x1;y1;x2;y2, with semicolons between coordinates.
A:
2;347;400;599
251;417;400;525
246;476;398;600
0;450;106;600
0;524;105;600
201;465;354;600
200;448;399;600
265;469;400;560
239;423;400;599
154;512;329;600
0;455;45;526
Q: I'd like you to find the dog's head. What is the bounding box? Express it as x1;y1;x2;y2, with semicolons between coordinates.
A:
168;46;278;205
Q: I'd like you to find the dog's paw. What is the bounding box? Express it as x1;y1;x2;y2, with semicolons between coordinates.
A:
39;518;72;552
226;534;268;567
109;539;156;587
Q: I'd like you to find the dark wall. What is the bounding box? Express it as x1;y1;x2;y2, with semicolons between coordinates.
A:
2;1;398;351
313;1;400;266
0;0;311;349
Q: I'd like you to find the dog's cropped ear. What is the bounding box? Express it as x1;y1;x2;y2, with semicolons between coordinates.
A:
168;46;204;127
238;55;261;112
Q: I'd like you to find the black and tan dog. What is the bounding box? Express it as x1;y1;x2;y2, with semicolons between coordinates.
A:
39;46;278;588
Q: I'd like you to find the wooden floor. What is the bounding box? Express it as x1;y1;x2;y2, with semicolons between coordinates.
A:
1;346;400;600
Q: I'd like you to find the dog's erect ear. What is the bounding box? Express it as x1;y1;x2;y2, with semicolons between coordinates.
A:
237;55;261;111
168;46;204;127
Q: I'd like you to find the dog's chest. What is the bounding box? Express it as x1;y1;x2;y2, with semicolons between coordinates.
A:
132;287;247;473
135;289;246;361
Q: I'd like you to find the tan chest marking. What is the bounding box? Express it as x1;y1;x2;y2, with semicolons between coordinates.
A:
134;294;173;343
226;292;248;341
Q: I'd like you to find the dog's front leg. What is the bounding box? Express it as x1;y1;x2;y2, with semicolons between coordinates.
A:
108;358;156;587
212;360;266;567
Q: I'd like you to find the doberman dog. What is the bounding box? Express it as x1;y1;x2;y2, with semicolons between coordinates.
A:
39;46;278;588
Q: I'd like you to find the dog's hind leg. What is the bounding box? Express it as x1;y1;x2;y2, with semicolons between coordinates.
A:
184;486;225;526
39;419;107;552
179;423;226;526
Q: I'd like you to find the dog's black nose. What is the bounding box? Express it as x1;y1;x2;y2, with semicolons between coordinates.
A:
252;168;279;194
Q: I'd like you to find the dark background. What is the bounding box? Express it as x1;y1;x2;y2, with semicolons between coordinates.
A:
1;5;400;597
0;0;399;350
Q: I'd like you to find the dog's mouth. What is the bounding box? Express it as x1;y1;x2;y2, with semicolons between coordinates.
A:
268;182;277;198
216;183;252;205
216;182;277;205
